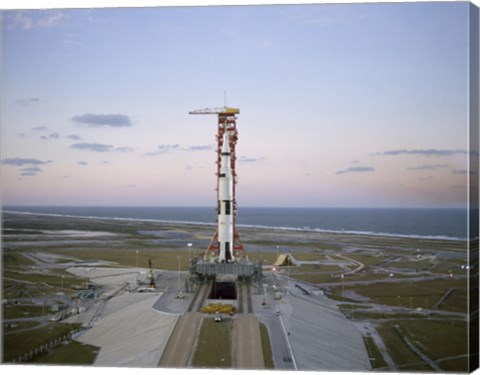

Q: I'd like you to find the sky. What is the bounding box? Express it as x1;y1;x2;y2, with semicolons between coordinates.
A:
0;1;476;208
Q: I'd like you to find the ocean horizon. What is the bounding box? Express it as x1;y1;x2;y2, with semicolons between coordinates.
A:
2;205;470;241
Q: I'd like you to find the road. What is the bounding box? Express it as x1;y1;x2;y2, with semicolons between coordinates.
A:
237;281;252;313
188;282;211;312
233;314;264;369
158;312;202;367
257;313;296;369
262;273;372;370
321;274;468;287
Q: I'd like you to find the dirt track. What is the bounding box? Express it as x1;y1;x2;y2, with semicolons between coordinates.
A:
233;313;264;369
158;312;202;367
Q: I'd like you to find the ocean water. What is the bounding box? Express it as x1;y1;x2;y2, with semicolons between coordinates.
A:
2;206;469;241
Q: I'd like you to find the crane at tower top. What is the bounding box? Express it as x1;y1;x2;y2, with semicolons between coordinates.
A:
189;107;240;116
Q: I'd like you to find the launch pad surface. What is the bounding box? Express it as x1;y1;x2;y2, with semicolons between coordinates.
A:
64;264;370;370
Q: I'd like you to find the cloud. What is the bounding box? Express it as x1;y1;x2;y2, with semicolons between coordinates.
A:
115;146;134;153
145;144;213;155
336;166;375;175
185;165;194;171
6;12;34;30
66;134;83;141
71;113;132;127
17;97;40;107
38;132;83;141
20;166;42;176
2;157;50;166
41;133;60;140
78;161;88;166
70;143;113;152
144;144;180;156
32;126;48;131
187;145;214;151
418;176;434;181
37;12;64;29
238;156;265;163
26;127;77;141
373;149;470;157
407;164;450;170
5;11;64;30
2;159;50;176
70;142;132;153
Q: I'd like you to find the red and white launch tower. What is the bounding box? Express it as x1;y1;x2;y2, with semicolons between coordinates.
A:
189;106;246;262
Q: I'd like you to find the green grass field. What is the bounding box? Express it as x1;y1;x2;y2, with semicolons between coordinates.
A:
3;251;35;268
362;335;388;369
341;253;386;267
290;272;337;284
376;319;469;372
3;270;88;294
49;248;193;270
350;278;468;311
3;323;83;362
376;321;432;371
3;305;46;319
3;320;40;332
192;318;232;368
259;322;274;368
30;341;99;365
396;319;468;371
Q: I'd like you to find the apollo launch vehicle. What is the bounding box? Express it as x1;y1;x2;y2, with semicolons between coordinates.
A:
217;131;234;263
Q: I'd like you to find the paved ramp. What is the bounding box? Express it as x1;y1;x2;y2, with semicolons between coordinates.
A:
287;293;371;371
233;313;264;369
158;312;202;367
76;294;177;367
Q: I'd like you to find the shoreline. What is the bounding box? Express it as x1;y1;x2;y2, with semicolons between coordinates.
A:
1;209;469;242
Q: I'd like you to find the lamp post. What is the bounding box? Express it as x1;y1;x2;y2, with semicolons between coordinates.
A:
177;256;182;293
188;243;193;261
60;275;65;301
341;274;344;299
287;257;290;294
136;250;139;268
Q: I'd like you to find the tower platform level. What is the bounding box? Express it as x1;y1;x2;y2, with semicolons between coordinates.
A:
195;260;256;277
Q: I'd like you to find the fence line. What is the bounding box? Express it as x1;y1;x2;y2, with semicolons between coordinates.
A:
11;326;90;363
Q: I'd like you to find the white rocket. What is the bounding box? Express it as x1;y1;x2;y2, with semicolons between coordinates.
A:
217;131;234;263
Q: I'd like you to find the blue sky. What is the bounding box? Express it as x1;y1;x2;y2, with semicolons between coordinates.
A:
1;1;475;208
